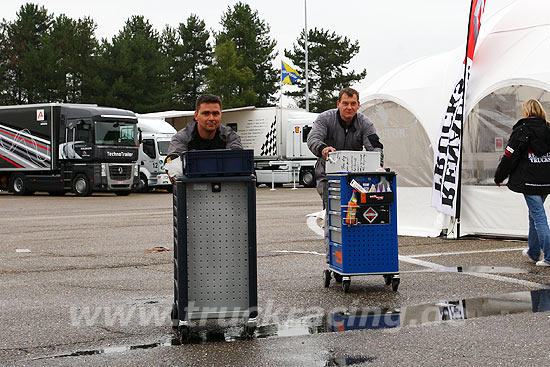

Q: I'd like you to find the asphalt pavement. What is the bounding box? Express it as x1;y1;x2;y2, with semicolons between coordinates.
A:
1;187;549;366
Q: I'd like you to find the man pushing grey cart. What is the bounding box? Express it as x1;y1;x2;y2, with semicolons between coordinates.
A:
166;94;242;159
166;94;257;340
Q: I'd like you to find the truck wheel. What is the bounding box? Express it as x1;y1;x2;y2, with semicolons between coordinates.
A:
11;173;32;196
115;191;131;196
48;191;66;196
299;169;316;188
72;174;92;197
137;173;150;193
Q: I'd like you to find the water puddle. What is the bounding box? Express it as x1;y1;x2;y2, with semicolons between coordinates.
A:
254;288;550;338
325;355;377;366
35;289;550;360
34;340;179;360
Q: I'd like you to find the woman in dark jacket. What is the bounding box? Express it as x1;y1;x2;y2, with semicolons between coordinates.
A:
495;99;550;267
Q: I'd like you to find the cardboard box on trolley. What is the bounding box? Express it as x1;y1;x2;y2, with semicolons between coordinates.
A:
326;151;381;174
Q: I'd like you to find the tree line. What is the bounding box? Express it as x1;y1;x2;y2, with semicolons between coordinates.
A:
0;2;366;113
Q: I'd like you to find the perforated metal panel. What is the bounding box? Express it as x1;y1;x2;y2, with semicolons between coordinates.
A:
172;177;257;324
342;225;398;273
185;182;250;317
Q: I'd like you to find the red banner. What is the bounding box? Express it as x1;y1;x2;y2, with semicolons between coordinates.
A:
466;0;486;61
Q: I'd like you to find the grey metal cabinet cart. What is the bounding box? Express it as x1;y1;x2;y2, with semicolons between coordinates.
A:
171;150;258;339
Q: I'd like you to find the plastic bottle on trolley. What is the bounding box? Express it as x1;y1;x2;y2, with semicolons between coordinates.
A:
345;190;358;225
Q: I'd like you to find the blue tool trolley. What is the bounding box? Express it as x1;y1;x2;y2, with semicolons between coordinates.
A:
171;150;257;339
324;172;399;293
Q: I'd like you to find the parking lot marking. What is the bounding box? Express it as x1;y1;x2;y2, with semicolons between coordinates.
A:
408;247;526;258
0;211;172;221
399;255;548;289
271;248;548;289
272;250;325;256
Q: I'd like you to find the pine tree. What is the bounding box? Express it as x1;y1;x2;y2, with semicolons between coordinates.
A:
0;4;52;104
0;21;10;104
217;2;278;107
163;14;212;110
285;28;367;112
206;40;256;109
38;15;99;103
0;5;99;105
99;16;169;113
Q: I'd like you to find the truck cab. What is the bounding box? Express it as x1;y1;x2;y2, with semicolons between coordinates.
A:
136;117;177;192
0;104;140;196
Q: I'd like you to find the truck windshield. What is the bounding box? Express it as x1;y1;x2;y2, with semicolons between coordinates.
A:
95;121;138;146
157;141;171;156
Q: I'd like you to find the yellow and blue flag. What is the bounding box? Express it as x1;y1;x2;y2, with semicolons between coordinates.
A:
281;61;301;84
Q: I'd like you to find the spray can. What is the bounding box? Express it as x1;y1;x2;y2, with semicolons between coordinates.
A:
345;190;358;225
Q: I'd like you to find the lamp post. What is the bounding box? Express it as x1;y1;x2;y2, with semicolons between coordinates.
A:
304;0;309;112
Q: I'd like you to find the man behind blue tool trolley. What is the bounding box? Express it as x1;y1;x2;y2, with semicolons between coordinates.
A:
307;87;384;263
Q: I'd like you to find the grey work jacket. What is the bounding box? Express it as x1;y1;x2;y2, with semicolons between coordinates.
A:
167;121;242;157
307;109;383;184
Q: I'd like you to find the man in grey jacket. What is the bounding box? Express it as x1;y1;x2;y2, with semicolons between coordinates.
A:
167;94;242;159
307;87;383;262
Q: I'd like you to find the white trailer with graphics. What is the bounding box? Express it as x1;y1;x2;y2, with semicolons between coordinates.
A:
136;117;176;192
143;107;319;187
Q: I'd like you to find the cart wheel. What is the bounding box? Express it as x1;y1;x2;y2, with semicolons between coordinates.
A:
391;278;400;292
177;325;190;343
245;325;256;338
323;270;331;288
171;304;179;329
383;275;393;285
334;273;343;283
342;279;351;293
243;318;257;338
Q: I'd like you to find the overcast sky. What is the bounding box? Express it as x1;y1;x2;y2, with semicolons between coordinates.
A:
1;0;516;96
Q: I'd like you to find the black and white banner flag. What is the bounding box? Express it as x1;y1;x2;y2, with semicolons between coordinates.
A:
432;0;486;216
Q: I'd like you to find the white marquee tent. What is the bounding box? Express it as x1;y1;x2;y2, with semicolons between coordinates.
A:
360;0;550;237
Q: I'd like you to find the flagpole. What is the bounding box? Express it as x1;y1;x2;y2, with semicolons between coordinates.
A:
304;0;309;112
280;61;283;111
280;62;284;160
455;0;477;239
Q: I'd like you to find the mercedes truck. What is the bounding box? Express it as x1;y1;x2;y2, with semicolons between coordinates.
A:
0;103;140;196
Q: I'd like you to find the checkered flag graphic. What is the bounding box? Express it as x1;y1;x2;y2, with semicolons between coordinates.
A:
260;117;277;156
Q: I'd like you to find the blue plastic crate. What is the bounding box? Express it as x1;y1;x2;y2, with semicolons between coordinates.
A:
183;149;254;177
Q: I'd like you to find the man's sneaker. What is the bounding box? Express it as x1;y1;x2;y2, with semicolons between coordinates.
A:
535;260;550;267
522;249;538;263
